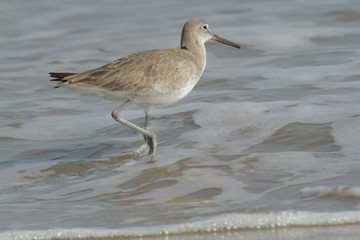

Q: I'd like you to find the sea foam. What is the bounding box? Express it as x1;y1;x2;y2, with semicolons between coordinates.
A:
2;211;360;240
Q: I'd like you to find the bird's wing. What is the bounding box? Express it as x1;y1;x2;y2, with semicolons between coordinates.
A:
61;49;196;94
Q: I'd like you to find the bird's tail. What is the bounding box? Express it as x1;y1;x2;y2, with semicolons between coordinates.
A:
49;72;77;88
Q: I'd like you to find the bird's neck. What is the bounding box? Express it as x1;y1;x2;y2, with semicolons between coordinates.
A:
181;37;207;72
181;39;206;55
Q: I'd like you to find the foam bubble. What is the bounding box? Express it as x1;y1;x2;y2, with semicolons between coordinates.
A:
2;211;360;240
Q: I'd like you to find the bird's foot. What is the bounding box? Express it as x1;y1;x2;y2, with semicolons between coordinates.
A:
143;134;157;157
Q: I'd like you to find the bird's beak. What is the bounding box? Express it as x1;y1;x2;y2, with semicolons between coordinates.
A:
211;33;241;49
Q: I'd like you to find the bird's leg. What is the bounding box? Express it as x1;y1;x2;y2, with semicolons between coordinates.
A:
143;109;157;156
111;100;157;157
143;111;150;143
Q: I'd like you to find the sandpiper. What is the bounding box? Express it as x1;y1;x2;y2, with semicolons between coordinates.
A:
50;19;240;157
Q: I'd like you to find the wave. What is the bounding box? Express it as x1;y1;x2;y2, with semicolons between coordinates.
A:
300;186;360;198
2;211;360;240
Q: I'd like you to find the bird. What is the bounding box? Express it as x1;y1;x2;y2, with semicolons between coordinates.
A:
50;18;240;157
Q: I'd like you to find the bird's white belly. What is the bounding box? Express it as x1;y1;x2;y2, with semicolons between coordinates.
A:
128;83;196;107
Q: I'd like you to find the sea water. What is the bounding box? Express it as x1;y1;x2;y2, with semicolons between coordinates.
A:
1;0;360;239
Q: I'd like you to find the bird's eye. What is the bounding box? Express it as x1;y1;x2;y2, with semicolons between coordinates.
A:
202;25;208;30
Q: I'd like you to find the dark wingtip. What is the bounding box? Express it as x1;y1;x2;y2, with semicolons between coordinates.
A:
49;72;77;80
49;72;77;89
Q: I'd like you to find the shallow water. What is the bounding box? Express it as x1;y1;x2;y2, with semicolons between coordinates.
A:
1;0;360;239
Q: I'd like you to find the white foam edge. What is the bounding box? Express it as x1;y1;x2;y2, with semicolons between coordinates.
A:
300;186;360;198
2;211;360;240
